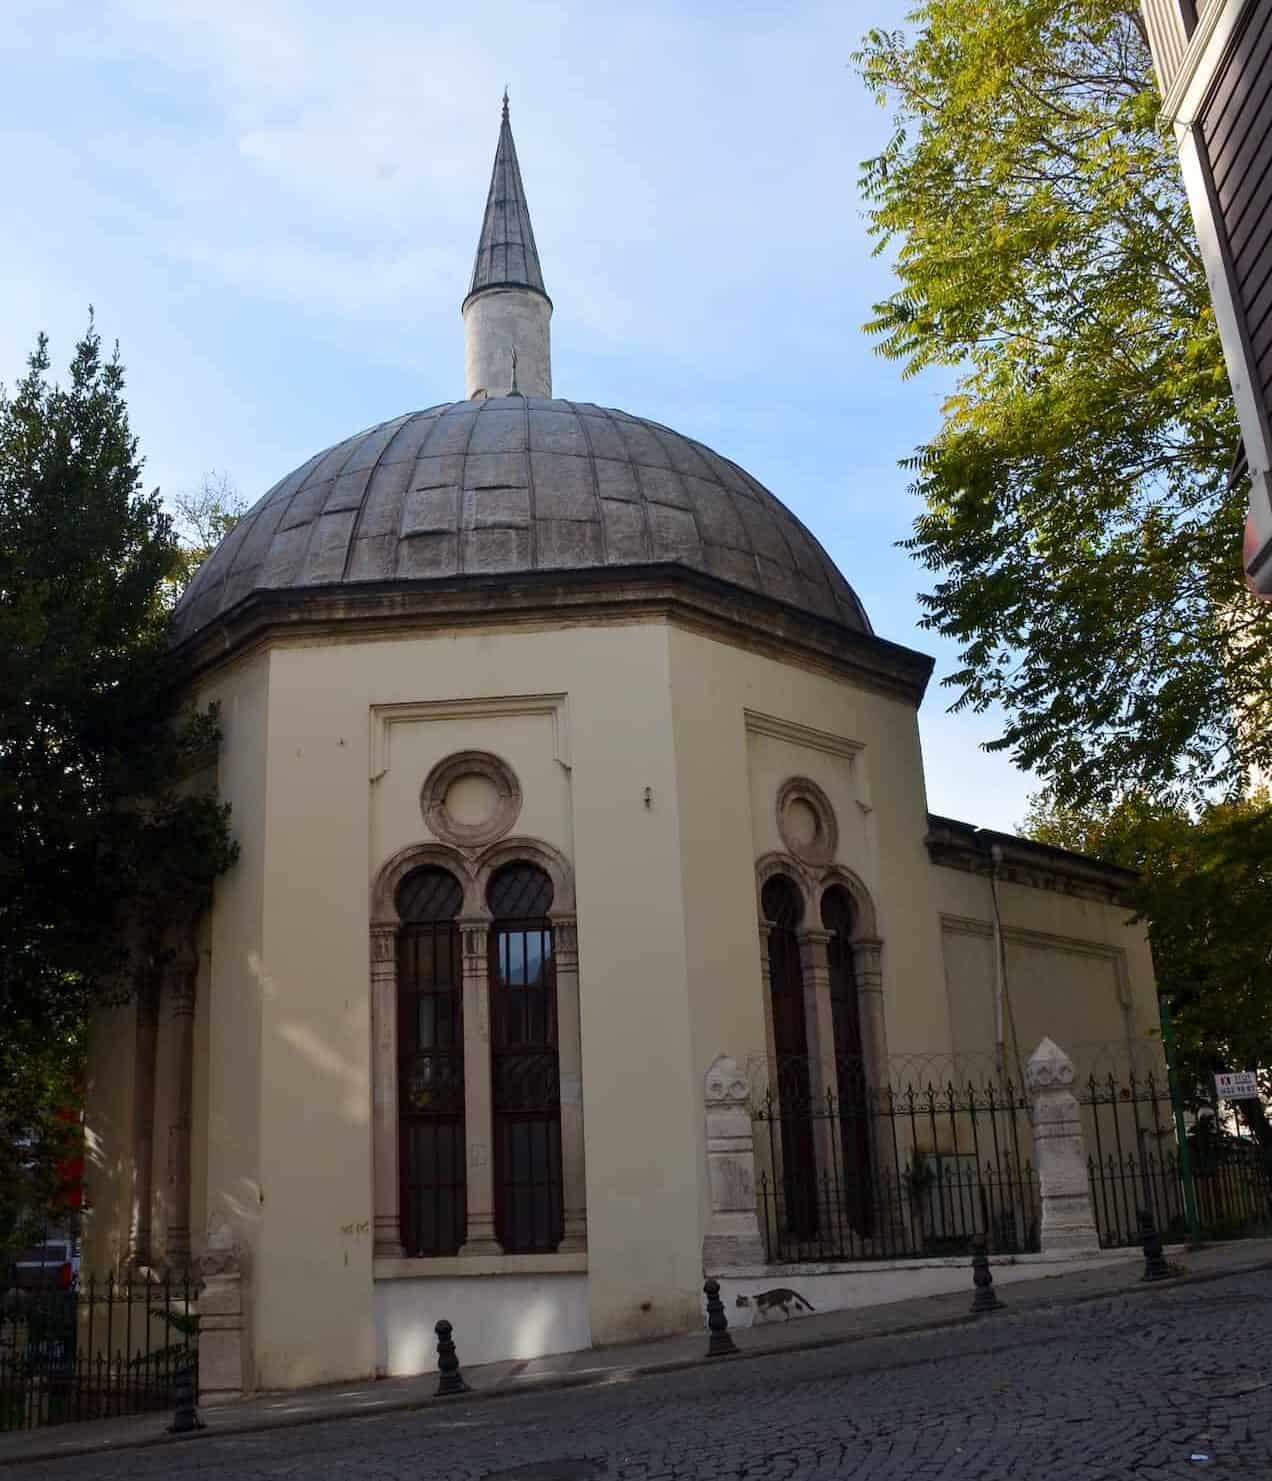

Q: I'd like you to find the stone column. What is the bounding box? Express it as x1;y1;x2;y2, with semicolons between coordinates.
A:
1025;1037;1101;1254
370;924;403;1259
850;938;888;1090
127;976;160;1269
755;924;780;1194
459;917;502;1256
197;1223;249;1403
851;936;897;1207
164;935;199;1270
703;1055;767;1269
552;915;587;1252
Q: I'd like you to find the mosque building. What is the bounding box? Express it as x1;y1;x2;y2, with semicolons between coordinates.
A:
84;98;1160;1394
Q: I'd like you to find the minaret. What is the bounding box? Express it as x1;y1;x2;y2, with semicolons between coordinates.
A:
463;92;552;399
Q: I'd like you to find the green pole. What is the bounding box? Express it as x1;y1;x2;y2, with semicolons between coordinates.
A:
1160;995;1201;1245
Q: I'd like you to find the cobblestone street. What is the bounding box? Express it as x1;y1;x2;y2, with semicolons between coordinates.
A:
19;1270;1272;1480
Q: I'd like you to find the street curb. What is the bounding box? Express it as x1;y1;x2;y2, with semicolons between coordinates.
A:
4;1253;1269;1468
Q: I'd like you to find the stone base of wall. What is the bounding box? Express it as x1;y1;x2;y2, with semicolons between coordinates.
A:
713;1246;1150;1327
374;1270;591;1376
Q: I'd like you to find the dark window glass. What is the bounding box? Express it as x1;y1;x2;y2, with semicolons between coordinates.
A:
489;863;563;1253
397;868;465;1256
398;866;464;923
763;875;816;1237
761;874;803;930
488;862;554;918
822;885;873;1234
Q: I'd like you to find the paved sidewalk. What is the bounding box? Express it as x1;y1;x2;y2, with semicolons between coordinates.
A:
3;1238;1269;1468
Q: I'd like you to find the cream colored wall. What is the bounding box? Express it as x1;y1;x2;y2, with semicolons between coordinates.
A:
666;625;953;1243
667;622;953;1053
233;617;698;1385
189;911;212;1265
931;864;1159;1082
83;660;270;1283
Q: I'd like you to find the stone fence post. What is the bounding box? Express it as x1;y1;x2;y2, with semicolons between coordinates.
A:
702;1055;767;1269
196;1224;251;1403
1025;1037;1101;1254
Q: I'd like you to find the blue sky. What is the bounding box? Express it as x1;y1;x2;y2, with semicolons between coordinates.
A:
0;0;1041;832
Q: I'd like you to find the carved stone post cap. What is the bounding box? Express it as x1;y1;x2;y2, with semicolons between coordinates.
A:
1025;1037;1075;1092
705;1054;750;1106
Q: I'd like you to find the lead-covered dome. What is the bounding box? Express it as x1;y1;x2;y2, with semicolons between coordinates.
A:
172;397;870;645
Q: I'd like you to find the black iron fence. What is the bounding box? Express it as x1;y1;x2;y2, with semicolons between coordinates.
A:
0;1271;197;1432
1081;1072;1272;1248
753;1060;1039;1264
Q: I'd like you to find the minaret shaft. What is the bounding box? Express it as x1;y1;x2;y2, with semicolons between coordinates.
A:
464;94;552;399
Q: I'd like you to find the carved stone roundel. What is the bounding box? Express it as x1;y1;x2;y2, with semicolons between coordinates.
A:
776;776;838;867
421;751;522;849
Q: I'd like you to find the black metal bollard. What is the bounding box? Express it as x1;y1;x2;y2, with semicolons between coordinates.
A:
168;1360;205;1434
435;1319;470;1396
704;1279;737;1356
1138;1207;1171;1282
970;1238;1005;1315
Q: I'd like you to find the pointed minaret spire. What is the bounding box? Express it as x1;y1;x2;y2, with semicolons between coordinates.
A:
463;92;553;399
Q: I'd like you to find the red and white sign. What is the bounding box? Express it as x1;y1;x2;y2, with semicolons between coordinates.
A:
1214;1071;1260;1100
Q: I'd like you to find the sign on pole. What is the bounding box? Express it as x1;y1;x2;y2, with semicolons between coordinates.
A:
1214;1071;1260;1100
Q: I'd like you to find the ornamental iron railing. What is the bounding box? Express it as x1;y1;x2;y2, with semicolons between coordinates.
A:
0;1267;197;1433
753;1058;1040;1264
1080;1071;1272;1248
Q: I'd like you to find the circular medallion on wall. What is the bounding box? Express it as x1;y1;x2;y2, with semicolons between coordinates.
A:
776;776;838;867
421;751;522;849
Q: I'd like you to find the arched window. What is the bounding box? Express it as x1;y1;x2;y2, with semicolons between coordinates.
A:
488;862;563;1252
761;874;817;1237
822;885;873;1233
397;867;465;1256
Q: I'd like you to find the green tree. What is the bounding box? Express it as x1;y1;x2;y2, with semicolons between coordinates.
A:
0;321;237;1248
1024;791;1272;1142
856;0;1272;809
166;470;244;600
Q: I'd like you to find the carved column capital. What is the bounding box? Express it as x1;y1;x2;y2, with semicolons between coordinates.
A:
851;936;883;989
458;916;490;962
550;912;578;965
370;924;397;977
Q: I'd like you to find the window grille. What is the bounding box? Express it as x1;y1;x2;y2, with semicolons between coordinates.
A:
488;863;563;1253
396;867;465;1256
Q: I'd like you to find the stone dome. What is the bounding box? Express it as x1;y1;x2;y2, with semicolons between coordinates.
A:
172;397;871;645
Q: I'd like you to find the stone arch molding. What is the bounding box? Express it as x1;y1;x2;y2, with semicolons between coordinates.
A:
816;865;878;940
371;840;480;925
474;835;576;916
754;851;815;924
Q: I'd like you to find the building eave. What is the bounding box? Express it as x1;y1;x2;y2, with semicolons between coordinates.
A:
168;563;935;706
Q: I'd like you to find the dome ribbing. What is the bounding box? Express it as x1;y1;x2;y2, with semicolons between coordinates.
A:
172;398;870;645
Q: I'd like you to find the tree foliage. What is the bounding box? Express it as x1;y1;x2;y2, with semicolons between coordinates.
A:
1024;790;1272;1140
0;321;238;1242
856;0;1272;808
166;470;244;600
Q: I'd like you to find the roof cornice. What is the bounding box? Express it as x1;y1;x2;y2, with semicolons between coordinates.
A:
925;813;1139;904
170;563;935;706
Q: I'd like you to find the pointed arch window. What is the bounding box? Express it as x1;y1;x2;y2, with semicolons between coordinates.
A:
761;874;817;1238
397;867;465;1256
823;884;873;1233
488;862;563;1253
